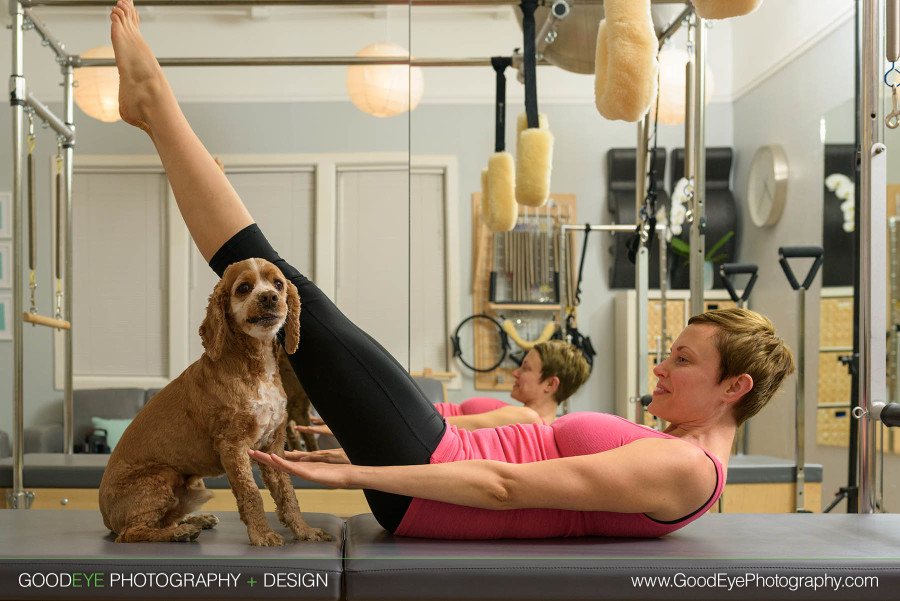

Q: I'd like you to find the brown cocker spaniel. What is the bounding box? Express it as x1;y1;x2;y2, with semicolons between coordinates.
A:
99;258;330;546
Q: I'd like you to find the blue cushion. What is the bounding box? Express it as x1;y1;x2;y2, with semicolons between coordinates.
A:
90;417;132;451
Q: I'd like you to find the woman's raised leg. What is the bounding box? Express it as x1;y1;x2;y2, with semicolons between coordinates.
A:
110;0;447;532
110;0;251;262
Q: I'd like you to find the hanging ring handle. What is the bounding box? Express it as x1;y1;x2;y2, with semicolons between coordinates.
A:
719;263;759;304
778;246;824;291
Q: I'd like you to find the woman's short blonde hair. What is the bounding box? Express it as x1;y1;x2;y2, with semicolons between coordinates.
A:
688;308;796;426
533;340;591;404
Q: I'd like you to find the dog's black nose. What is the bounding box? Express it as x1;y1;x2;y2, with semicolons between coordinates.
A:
258;292;279;306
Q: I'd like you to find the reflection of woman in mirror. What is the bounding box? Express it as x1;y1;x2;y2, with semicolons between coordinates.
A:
111;0;795;539
298;340;591;444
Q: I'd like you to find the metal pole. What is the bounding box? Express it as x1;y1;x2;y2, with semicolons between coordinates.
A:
688;15;706;317
635;118;650;425
890;218;899;409
21;0;687;6
563;224;664;234
22;8;67;60
795;287;807;511
658;226;668;362
8;0;32;510
24;91;73;142
657;5;693;50
859;0;886;514
62;63;75;455
76;56;554;68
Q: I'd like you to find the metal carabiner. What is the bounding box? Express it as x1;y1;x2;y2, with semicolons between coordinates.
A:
888;85;900;129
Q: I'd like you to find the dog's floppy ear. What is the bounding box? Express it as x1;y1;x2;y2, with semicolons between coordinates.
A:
200;277;229;361
283;279;301;355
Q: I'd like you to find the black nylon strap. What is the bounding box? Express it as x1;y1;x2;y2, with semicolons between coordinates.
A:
492;56;512;153
521;0;539;129
574;224;591;306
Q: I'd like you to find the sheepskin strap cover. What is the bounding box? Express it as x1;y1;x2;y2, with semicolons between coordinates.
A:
594;0;658;122
516;128;554;208
484;154;517;232
516;111;548;159
691;0;763;20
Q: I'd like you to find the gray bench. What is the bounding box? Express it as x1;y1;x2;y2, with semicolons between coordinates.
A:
343;512;900;600
0;510;343;600
0;510;897;600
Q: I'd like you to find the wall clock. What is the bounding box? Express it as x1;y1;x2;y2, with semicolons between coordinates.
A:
747;144;789;227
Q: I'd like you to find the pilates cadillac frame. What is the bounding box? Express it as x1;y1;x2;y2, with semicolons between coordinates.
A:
8;0;897;517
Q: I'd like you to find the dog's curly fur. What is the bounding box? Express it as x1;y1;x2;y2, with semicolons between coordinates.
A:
99;258;330;545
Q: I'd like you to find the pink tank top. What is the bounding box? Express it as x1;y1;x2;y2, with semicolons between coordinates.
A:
394;412;725;539
434;397;510;417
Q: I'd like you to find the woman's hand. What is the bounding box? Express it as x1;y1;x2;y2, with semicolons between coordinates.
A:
248;449;355;488
284;448;350;464
294;421;334;437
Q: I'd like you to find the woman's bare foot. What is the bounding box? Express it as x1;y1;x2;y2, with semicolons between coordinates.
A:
110;0;167;133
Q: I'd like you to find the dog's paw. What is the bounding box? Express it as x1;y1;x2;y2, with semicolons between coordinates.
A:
293;526;332;542
173;523;202;542
180;513;219;530
250;529;285;547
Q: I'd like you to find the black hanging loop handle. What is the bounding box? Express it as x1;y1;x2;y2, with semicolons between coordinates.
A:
520;0;539;129
778;246;824;291
574;224;591;306
719;263;759;304
491;57;512;153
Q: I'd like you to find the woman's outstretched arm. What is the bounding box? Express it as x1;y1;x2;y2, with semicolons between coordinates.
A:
249;438;715;520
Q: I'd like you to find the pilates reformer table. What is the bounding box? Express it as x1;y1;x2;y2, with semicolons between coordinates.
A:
0;509;898;601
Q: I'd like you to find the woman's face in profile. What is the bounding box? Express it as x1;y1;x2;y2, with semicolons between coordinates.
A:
649;323;726;425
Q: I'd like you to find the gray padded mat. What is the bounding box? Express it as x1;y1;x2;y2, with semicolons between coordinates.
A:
0;510;343;600
344;513;900;601
0;454;328;489
727;454;822;483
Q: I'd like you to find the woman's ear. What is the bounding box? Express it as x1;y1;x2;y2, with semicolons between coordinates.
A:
544;375;561;395
725;373;754;403
199;278;229;362
283;279;301;354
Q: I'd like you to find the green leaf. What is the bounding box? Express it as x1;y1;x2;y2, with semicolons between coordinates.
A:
705;230;734;260
670;237;690;256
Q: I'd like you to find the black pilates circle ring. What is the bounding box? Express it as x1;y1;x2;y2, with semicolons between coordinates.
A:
450;314;509;373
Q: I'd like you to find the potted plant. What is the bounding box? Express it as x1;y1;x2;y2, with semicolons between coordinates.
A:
669;231;734;289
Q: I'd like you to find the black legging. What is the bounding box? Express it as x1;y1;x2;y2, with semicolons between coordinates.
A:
209;224;447;532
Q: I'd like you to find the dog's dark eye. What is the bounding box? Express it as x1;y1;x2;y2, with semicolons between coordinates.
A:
274;280;284;291
237;283;251;295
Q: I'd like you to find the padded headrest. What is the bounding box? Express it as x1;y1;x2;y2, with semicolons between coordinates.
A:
73;388;147;445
